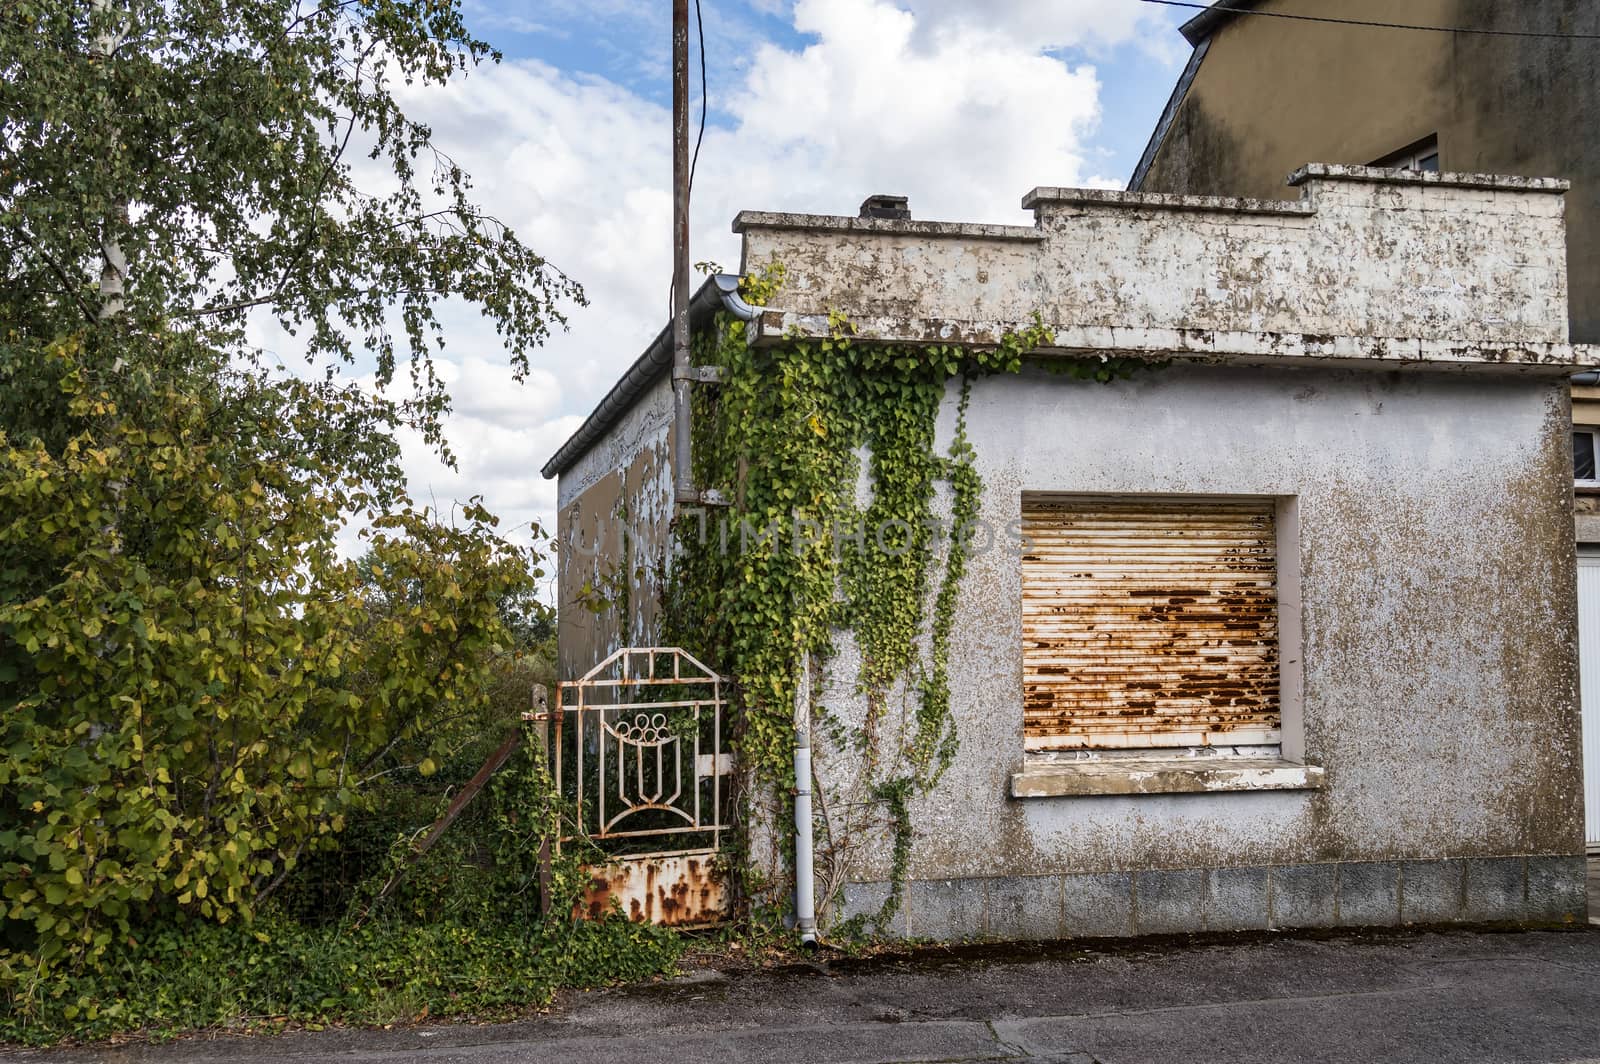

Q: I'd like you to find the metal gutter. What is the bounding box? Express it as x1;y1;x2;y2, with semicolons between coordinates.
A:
540;275;754;482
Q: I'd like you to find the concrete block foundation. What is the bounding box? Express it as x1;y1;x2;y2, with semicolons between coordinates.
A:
834;856;1585;942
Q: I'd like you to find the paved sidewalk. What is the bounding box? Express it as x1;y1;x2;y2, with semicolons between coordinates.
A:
17;928;1600;1064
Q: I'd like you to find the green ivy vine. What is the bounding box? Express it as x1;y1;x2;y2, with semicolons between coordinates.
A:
663;265;1150;933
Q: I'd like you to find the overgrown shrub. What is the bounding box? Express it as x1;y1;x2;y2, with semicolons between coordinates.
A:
0;732;683;1047
0;338;538;971
0;907;681;1046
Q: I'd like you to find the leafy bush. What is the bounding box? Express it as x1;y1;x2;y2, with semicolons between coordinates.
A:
0;338;539;970
0;908;681;1046
0;0;682;1044
0;689;681;1047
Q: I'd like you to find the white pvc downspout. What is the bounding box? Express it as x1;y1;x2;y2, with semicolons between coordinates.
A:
794;654;818;945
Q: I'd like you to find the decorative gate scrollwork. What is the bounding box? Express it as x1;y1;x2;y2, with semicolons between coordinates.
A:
602;711;685;834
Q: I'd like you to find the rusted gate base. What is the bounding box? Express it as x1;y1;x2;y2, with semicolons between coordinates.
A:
576;848;728;927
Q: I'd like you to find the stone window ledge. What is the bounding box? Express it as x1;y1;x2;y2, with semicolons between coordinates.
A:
1010;758;1326;799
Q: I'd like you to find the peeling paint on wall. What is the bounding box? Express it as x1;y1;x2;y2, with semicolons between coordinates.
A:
736;170;1576;361
557;375;677;680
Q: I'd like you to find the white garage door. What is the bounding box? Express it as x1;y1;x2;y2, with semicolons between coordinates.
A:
1578;551;1600;849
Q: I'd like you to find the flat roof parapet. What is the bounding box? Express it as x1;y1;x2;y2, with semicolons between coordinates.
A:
547;165;1584;481
731;211;1044;242
741;167;1574;353
1022;186;1313;216
1287;162;1571;192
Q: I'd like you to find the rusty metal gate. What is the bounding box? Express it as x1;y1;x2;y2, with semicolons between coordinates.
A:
536;647;733;926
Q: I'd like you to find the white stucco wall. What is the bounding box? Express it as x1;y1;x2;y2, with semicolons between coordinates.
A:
823;364;1581;885
733;167;1591;931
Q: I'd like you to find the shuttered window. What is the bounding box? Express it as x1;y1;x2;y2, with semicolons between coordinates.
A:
1021;496;1281;752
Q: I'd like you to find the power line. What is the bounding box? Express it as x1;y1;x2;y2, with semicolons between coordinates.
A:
1140;0;1600;40
689;0;707;200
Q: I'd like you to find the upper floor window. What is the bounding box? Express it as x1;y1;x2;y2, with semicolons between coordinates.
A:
1372;135;1440;173
1576;427;1600;485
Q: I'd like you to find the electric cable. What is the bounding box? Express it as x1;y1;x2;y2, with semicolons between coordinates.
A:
690;0;706;205
1140;0;1600;40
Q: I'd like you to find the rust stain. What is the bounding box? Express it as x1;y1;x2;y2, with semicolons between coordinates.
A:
573;850;728;927
1021;498;1282;751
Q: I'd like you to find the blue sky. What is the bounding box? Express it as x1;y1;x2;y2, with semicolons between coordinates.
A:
466;0;1187;186
266;0;1197;562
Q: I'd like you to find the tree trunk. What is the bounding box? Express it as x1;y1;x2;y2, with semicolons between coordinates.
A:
90;0;127;321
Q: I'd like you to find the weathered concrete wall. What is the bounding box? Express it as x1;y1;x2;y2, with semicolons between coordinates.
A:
556;375;676;680
738;169;1578;364
1138;0;1600;344
733;173;1590;936
819;364;1585;935
548;167;1592;936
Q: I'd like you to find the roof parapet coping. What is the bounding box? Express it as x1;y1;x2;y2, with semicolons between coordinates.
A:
1023;186;1312;216
731;210;1045;241
1287;162;1571;192
738;166;1569;244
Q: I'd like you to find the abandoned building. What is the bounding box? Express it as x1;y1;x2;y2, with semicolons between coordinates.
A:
542;165;1592;938
1132;0;1600;851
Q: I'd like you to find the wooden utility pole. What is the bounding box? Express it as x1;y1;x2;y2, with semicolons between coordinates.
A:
671;0;695;505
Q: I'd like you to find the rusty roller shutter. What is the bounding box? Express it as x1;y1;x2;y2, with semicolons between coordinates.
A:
1021;497;1281;751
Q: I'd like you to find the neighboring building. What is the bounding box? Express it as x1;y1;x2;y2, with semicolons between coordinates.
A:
1133;0;1600;856
1133;0;1600;338
543;168;1589;938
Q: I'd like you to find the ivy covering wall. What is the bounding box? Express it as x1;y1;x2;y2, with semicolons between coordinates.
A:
665;268;1148;932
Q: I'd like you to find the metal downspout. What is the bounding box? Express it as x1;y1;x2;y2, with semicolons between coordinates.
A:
794;652;818;945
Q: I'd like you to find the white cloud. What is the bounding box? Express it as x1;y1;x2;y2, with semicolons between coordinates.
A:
898;0;1164;52
728;0;1104;221
340;0;1159;572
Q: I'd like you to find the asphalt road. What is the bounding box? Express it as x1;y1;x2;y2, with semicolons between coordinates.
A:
14;928;1600;1064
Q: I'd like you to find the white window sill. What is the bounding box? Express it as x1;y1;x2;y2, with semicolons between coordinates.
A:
1010;758;1326;799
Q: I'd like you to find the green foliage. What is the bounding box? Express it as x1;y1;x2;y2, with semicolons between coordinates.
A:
0;337;537;972
357;724;573;930
0;0;686;1043
912;376;978;782
0;0;583;449
0;906;680;1046
0;0;642;1014
0;711;682;1047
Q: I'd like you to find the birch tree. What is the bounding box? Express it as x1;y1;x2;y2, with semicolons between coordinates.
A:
1;0;581;450
0;0;572;969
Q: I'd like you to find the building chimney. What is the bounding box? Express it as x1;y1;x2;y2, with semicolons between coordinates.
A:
859;194;910;220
